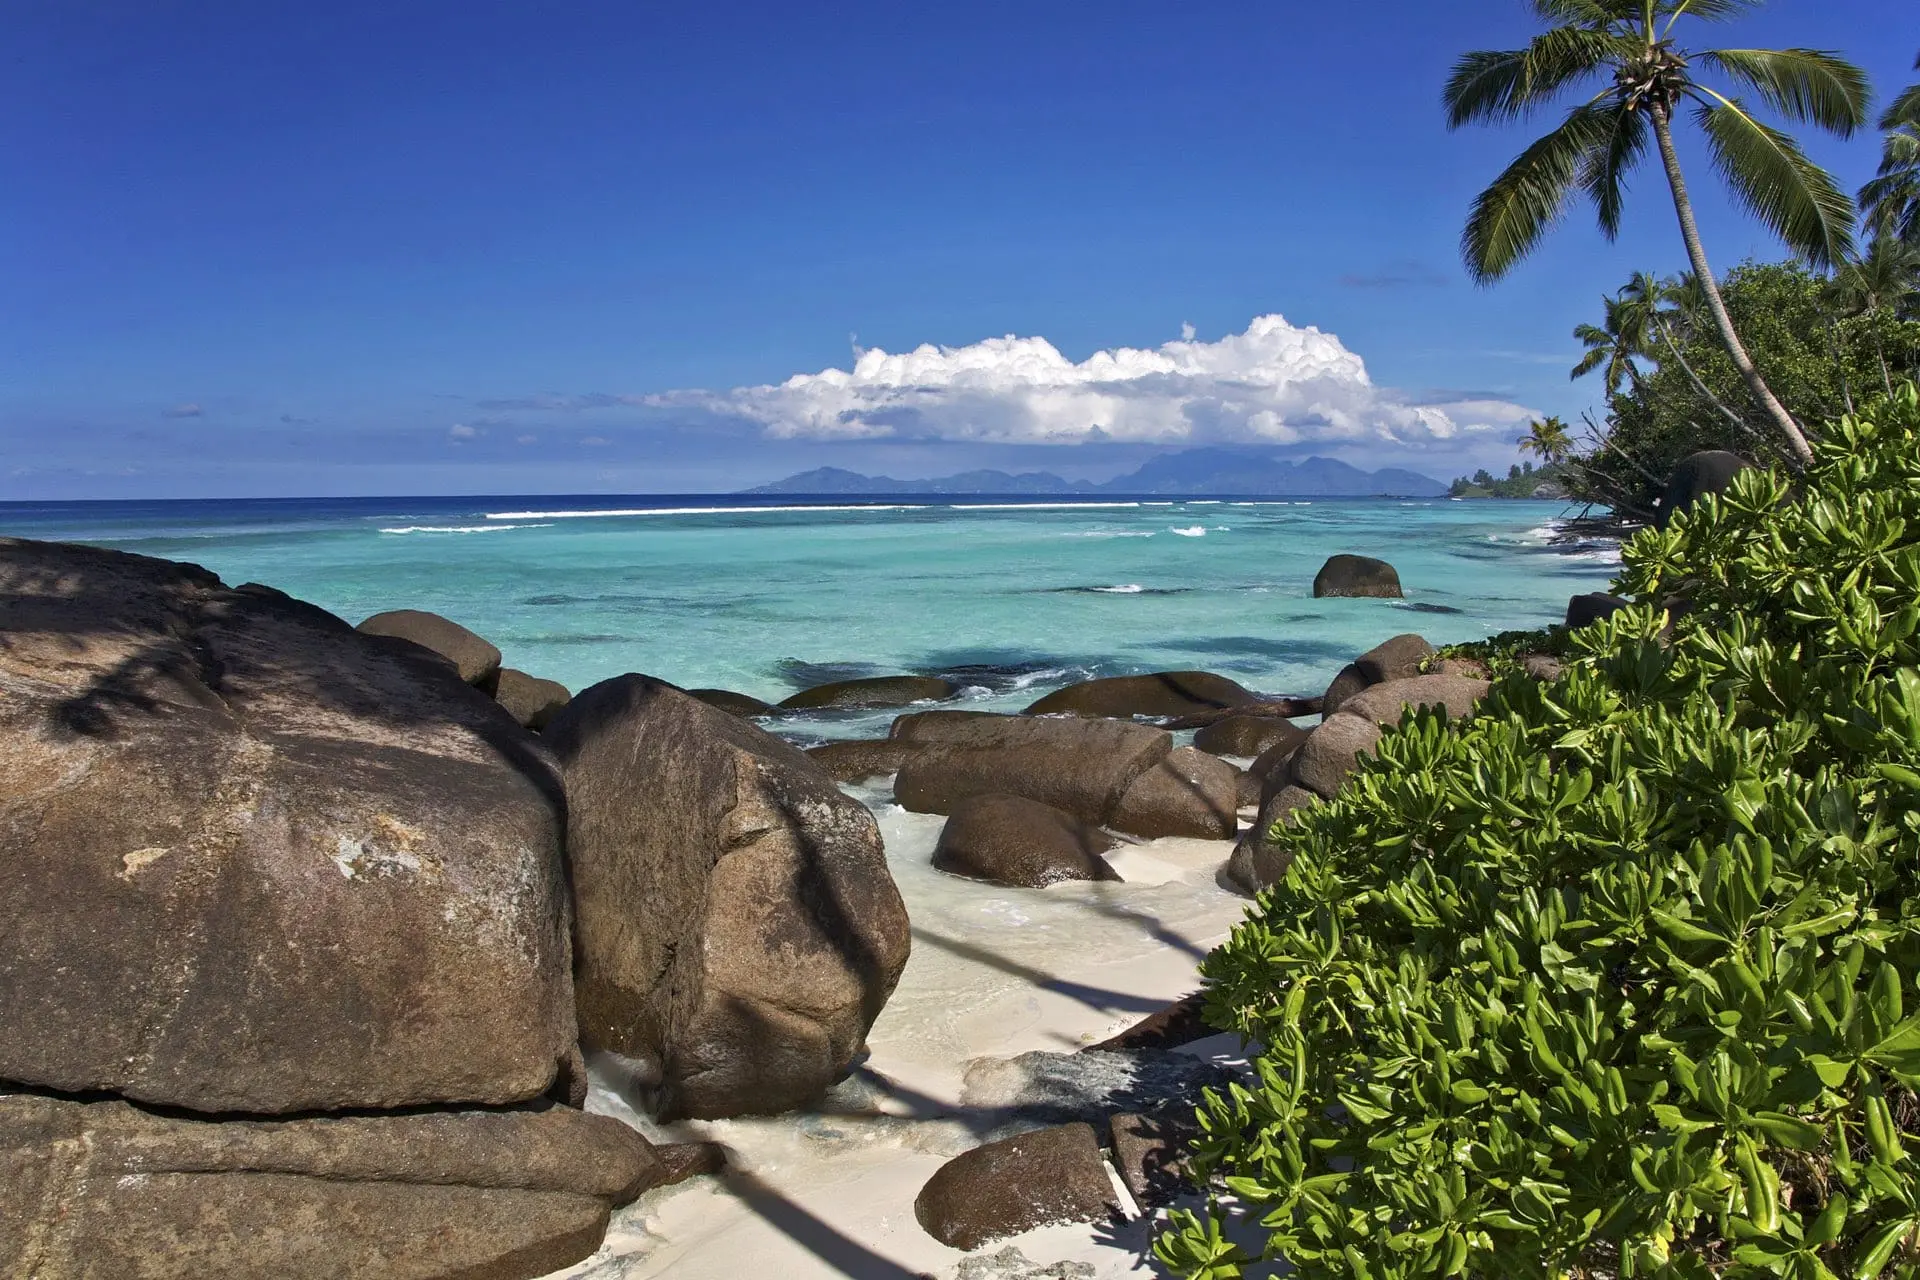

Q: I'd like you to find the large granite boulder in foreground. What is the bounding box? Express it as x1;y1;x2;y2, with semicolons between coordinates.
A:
1024;670;1257;719
0;1093;688;1280
356;608;504;689
545;675;911;1119
0;539;576;1114
933;794;1120;888
1312;553;1402;598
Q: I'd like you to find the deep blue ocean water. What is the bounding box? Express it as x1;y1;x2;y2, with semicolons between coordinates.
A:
1;494;1618;737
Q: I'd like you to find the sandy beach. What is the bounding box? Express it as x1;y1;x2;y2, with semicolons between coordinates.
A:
547;794;1256;1279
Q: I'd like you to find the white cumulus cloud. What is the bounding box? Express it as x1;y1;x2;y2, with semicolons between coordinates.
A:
647;315;1535;449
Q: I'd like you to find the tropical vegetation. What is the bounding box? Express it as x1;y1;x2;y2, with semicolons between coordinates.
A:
1444;0;1868;469
1156;385;1920;1279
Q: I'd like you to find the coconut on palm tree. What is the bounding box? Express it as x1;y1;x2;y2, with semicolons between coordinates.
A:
1445;0;1869;470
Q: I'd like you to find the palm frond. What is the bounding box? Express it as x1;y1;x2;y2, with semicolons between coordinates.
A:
1530;0;1621;22
1698;49;1868;135
1883;82;1920;132
1443;29;1625;127
1579;103;1650;236
1860;124;1920;244
1571;345;1610;379
1692;91;1857;268
1462;104;1617;283
1661;0;1763;27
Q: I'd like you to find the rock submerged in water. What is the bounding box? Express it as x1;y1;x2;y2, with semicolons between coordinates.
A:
544;675;911;1119
807;737;923;782
1024;670;1257;719
0;1093;683;1280
0;538;577;1114
934;793;1121;888
1108;746;1239;840
1312;553;1402;599
779;674;959;710
356;607;504;689
914;1123;1121;1251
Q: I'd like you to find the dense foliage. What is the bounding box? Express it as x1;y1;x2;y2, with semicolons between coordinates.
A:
1159;386;1920;1279
1447;460;1564;500
1567;263;1920;518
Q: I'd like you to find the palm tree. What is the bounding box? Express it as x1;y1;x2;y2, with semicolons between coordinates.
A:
1571;270;1666;395
1861;54;1920;245
1572;293;1653;395
1518;414;1575;464
1445;1;1869;470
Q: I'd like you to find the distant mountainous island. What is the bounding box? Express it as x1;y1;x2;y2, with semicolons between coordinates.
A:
743;449;1447;498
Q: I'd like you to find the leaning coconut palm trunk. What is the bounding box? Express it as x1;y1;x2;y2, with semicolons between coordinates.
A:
1646;101;1812;466
1445;1;1867;474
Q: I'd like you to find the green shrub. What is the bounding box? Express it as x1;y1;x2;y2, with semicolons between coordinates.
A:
1159;386;1920;1279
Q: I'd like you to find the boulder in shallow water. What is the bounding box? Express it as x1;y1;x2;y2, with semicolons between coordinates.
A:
914;1123;1120;1250
1108;746;1239;839
892;715;1171;833
494;667;571;730
1312;554;1402;599
778;674;958;710
0;538;575;1114
356;608;503;689
1024;670;1257;719
1657;449;1752;528
687;687;775;717
889;707;1017;740
1291;713;1383;799
544;675;911;1119
806;737;923;782
0;1092;685;1280
1193;713;1308;759
933;794;1120;888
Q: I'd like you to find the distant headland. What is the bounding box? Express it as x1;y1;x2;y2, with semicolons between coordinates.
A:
741;449;1447;498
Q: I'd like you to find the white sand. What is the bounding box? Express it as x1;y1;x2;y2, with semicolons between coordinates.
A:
544;788;1257;1280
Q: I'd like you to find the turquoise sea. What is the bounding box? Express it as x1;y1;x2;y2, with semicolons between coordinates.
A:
3;495;1619;736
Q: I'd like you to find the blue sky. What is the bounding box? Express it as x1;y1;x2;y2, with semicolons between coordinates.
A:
3;0;1911;498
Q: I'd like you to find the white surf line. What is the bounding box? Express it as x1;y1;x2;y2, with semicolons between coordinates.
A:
483;504;917;520
946;501;1144;510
